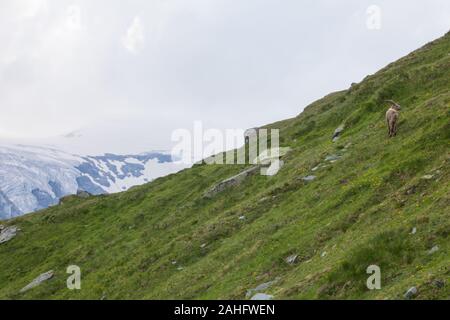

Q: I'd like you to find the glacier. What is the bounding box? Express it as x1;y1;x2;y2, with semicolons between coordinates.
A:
0;145;187;220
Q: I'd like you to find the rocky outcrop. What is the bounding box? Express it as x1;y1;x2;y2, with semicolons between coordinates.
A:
59;189;93;204
332;124;345;142
404;286;417;299
20;270;54;293
203;148;292;198
0;225;19;244
76;189;92;199
302;175;317;182
204;166;261;199
251;293;274;300
246;278;280;299
285;254;298;265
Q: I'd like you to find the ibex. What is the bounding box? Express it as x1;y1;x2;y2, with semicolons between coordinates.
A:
385;100;401;138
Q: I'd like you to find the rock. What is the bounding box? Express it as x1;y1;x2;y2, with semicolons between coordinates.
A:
76;189;92;198
404;286;417;299
332;125;345;142
410;227;417;235
258;197;269;203
421;175;434;180
432;279;445;289
311;165;320;172
286;254;298;265
20;270;54;293
325;154;340;162
246;278;279;298
204;166;261;198
200;243;207;249
0;224;4;231
0;226;19;244
428;245;439;254
251;293;274;300
405;186;417;195
171;260;177;265
321;251;327;258
238;215;246;221
302;175;316;182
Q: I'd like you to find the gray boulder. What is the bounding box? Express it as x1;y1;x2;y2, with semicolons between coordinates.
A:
302;175;316;182
76;189;92;198
251;293;274;300
332;125;345;142
404;286;417;299
204;166;260;198
428;245;439;254
325;154;341;162
0;226;19;244
286;254;298;265
20;270;54;293
246;278;280;298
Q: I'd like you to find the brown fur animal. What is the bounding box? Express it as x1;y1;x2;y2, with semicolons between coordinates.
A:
385;100;401;137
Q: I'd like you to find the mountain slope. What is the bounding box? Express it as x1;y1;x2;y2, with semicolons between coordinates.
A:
0;32;449;300
0;145;184;219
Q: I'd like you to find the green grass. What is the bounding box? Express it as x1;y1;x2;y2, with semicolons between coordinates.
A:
0;32;449;300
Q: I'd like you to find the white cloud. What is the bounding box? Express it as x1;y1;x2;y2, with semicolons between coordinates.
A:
0;0;449;154
17;0;48;19
122;16;145;54
65;5;82;31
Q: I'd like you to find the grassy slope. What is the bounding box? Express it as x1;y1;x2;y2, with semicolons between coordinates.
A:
1;33;449;300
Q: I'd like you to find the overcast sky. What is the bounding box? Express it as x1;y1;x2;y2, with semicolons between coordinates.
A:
0;0;449;155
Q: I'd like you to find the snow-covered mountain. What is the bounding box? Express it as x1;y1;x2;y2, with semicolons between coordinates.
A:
0;145;187;220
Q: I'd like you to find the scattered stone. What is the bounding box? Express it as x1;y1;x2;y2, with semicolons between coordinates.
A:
204;166;261;198
251;293;274;300
0;226;19;244
302;175;316;182
0;225;4;231
171;260;177;265
432;279;445;289
200;243;207;249
404;286;417;299
428;245;439;254
321;251;327;258
177;267;184;271
246;278;279;298
311;166;320;172
421;175;434;180
20;270;54;293
332;125;345;142
238;216;246;221
258;197;269;203
410;227;417;235
405;186;417;195
325;155;340;162
285;254;298;265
